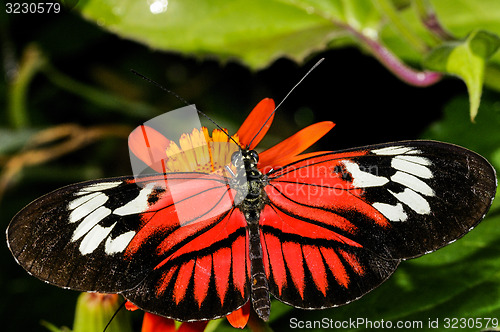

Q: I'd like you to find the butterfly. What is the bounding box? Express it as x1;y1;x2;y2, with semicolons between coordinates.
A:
6;98;497;324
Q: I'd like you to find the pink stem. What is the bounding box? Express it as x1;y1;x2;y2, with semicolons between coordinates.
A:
342;24;443;87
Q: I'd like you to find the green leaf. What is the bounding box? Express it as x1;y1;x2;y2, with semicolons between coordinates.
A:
424;30;500;120
74;0;500;97
74;0;393;69
421;93;500;164
76;0;339;69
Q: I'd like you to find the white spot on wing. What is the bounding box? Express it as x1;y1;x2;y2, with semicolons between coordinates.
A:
391;171;435;196
71;206;111;242
371;146;420;155
75;181;122;196
68;192;100;211
69;193;109;223
391;157;433;179
105;231;136;254
395;155;432;166
113;183;156;216
372;202;407;221
341;160;389;188
79;223;116;255
389;188;431;214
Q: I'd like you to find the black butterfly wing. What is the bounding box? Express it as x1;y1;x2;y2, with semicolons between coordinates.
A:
262;140;496;309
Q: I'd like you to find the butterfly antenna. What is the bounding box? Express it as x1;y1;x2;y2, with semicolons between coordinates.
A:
130;69;240;147
246;58;324;149
102;299;127;332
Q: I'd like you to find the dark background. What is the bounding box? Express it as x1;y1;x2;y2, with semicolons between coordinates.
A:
1;5;467;332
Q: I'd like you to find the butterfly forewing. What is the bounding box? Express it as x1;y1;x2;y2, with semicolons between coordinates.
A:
7;177;154;291
264;140;496;308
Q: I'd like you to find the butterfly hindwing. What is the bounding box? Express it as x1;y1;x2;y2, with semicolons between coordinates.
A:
259;204;399;309
122;208;250;321
264;140;496;308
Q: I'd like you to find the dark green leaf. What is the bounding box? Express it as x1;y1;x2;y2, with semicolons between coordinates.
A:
424;30;500;120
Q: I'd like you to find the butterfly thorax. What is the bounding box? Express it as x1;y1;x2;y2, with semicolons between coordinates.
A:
233;149;269;224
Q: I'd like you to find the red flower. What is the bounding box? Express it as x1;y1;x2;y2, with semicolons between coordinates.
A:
126;301;209;331
237;98;334;171
127;99;334;329
129;98;334;176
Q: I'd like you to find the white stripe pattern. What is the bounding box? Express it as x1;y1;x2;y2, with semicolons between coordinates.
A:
345;145;436;222
67;181;140;255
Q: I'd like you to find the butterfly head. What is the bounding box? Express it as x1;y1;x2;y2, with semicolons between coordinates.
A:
241;149;259;168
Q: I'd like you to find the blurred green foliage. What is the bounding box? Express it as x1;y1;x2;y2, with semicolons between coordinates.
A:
1;1;499;331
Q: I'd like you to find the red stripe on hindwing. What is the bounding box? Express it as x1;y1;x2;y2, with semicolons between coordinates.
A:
232;235;248;298
303;245;327;296
320;247;349;288
212;248;231;306
262;233;287;296
194;255;213;308
282;241;305;299
174;259;195;304
155;209;246;265
338;249;365;276
156;266;178;296
260;231;269;278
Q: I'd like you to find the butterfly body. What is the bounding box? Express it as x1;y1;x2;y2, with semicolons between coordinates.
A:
6;98;497;324
236;149;271;320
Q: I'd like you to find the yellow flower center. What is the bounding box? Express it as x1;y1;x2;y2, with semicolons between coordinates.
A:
163;127;241;176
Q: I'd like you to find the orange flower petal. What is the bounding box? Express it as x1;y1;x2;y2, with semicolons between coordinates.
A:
124;300;139;311
129;125;170;173
226;302;250;329
236;98;275;149
259;121;334;168
141;313;176;332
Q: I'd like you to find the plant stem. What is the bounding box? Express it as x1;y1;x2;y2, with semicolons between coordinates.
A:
7;44;46;128
413;0;454;41
340;23;442;87
364;35;442;86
